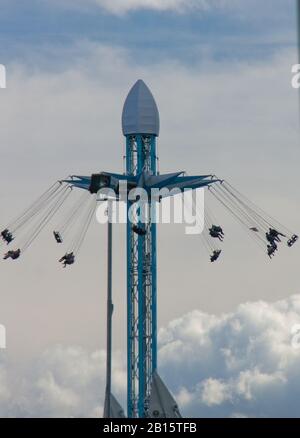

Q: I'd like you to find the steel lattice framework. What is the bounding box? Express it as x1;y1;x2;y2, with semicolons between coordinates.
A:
126;134;157;418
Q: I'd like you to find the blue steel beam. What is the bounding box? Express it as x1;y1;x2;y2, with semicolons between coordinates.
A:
62;173;219;194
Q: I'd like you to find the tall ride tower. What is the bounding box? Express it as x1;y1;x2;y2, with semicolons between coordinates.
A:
122;80;160;418
60;80;219;417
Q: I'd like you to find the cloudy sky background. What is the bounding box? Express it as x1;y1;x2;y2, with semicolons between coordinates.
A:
0;0;299;417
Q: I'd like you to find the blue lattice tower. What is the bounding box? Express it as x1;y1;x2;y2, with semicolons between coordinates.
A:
122;81;159;418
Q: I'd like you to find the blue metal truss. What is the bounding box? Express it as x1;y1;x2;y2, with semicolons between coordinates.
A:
126;134;157;418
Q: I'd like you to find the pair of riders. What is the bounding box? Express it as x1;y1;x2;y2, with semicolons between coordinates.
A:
265;228;285;258
53;231;74;267
2;229;20;261
4;248;75;266
209;225;224;262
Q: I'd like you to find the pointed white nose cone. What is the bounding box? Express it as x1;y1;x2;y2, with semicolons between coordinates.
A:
122;79;160;136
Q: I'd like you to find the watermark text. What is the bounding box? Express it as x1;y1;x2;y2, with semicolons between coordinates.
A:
0;324;6;349
0;64;6;89
292;64;300;89
291;324;300;349
95;182;205;235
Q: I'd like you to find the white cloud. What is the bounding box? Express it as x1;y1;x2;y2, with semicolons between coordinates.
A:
1;346;126;418
1;295;300;417
158;295;300;417
57;0;292;22
77;0;225;15
201;378;230;406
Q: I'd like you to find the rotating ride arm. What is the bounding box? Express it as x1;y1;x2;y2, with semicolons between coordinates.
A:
62;171;221;198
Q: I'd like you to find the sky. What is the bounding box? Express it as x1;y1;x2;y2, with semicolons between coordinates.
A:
0;0;299;417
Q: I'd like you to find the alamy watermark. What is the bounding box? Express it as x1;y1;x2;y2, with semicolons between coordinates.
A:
96;181;205;235
0;324;6;349
291;324;300;349
0;64;6;89
292;64;300;89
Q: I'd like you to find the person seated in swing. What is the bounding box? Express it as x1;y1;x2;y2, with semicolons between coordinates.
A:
3;248;21;260
59;252;75;267
209;225;224;241
267;242;277;259
1;229;14;244
266;230;281;245
132;224;147;236
53;231;63;244
268;228;285;243
266;231;274;245
287;234;298;247
210;249;222;263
